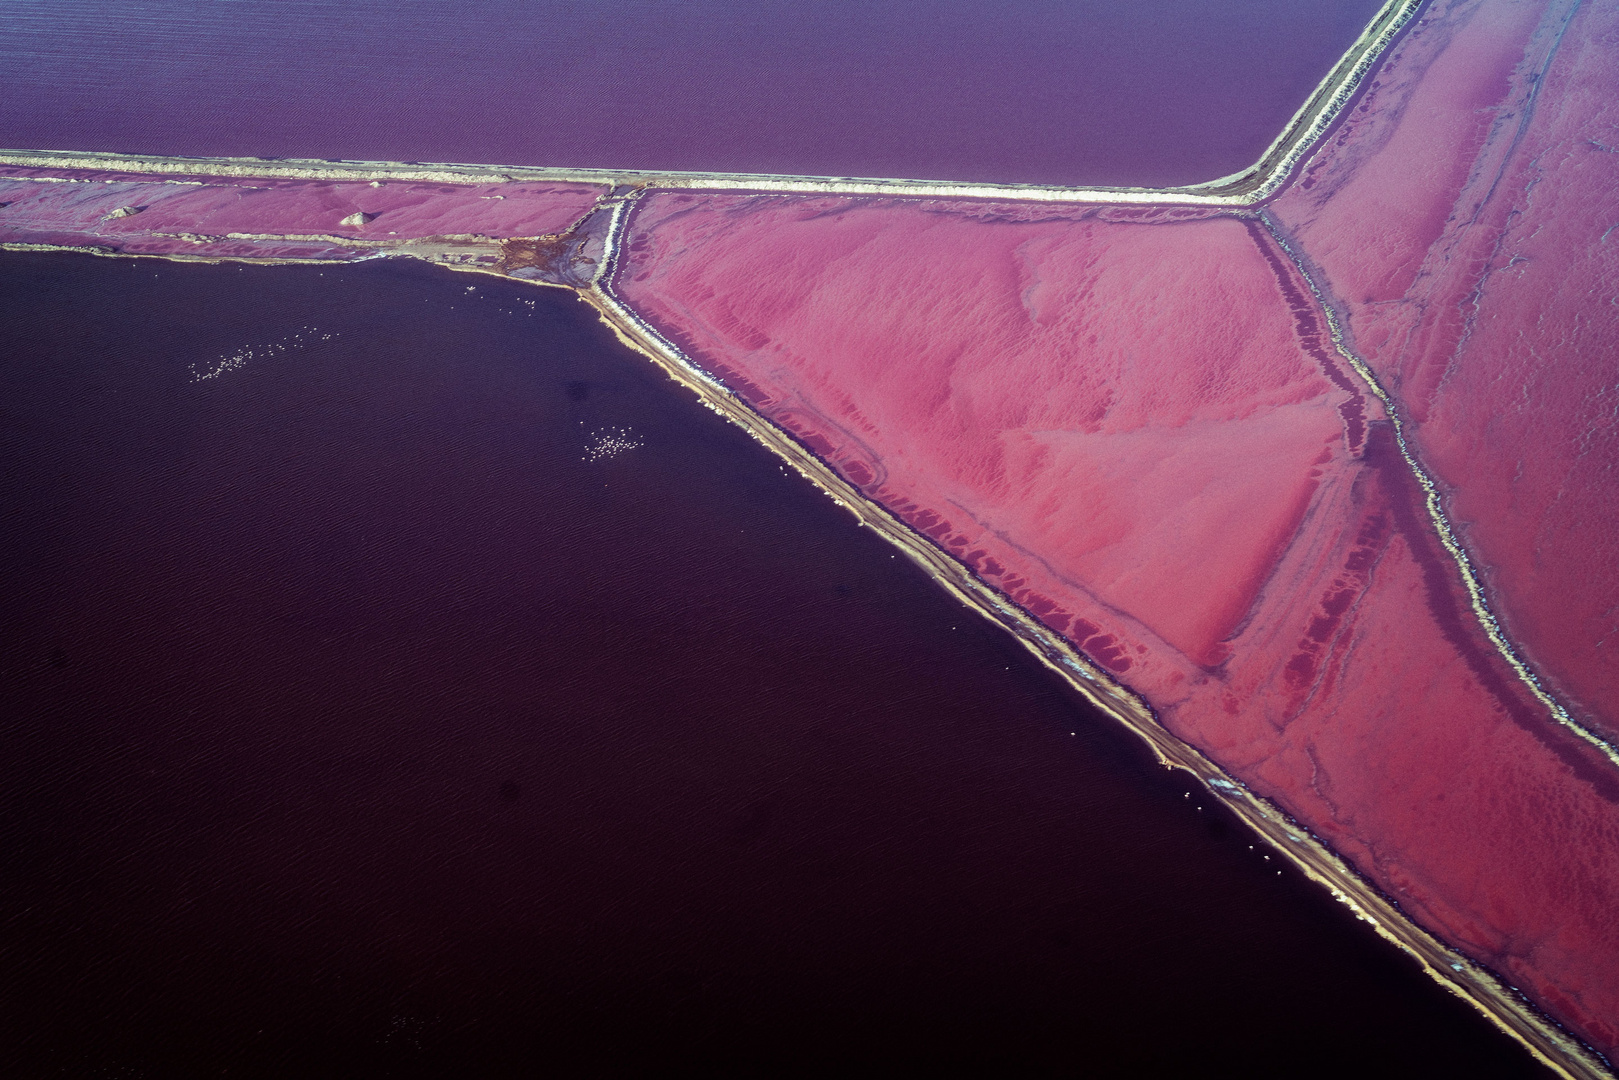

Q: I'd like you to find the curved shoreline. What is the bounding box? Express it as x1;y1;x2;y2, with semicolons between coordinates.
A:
0;2;1420;208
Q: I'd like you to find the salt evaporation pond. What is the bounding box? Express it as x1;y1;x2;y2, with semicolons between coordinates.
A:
2;0;1380;186
0;253;1544;1076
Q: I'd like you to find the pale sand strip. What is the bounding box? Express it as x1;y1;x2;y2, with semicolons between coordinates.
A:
0;0;1419;207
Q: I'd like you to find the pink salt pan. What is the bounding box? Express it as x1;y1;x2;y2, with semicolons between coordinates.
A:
1271;0;1619;750
0;167;605;259
610;4;1619;1048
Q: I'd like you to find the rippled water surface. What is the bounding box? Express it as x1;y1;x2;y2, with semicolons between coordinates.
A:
2;0;1382;185
0;253;1545;1077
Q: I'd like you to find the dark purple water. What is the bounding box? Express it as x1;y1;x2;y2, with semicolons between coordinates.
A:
2;0;1382;186
0;252;1545;1077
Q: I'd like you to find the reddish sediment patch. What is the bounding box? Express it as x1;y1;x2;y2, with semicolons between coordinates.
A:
610;29;1619;1050
0;166;605;260
618;193;1350;679
1271;0;1619;748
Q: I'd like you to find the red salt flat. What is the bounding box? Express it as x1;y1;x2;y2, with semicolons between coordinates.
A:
0;169;604;258
611;5;1619;1045
621;196;1351;679
1271;0;1619;744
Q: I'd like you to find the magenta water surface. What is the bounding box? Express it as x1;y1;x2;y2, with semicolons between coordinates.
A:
0;253;1544;1076
3;0;1381;186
